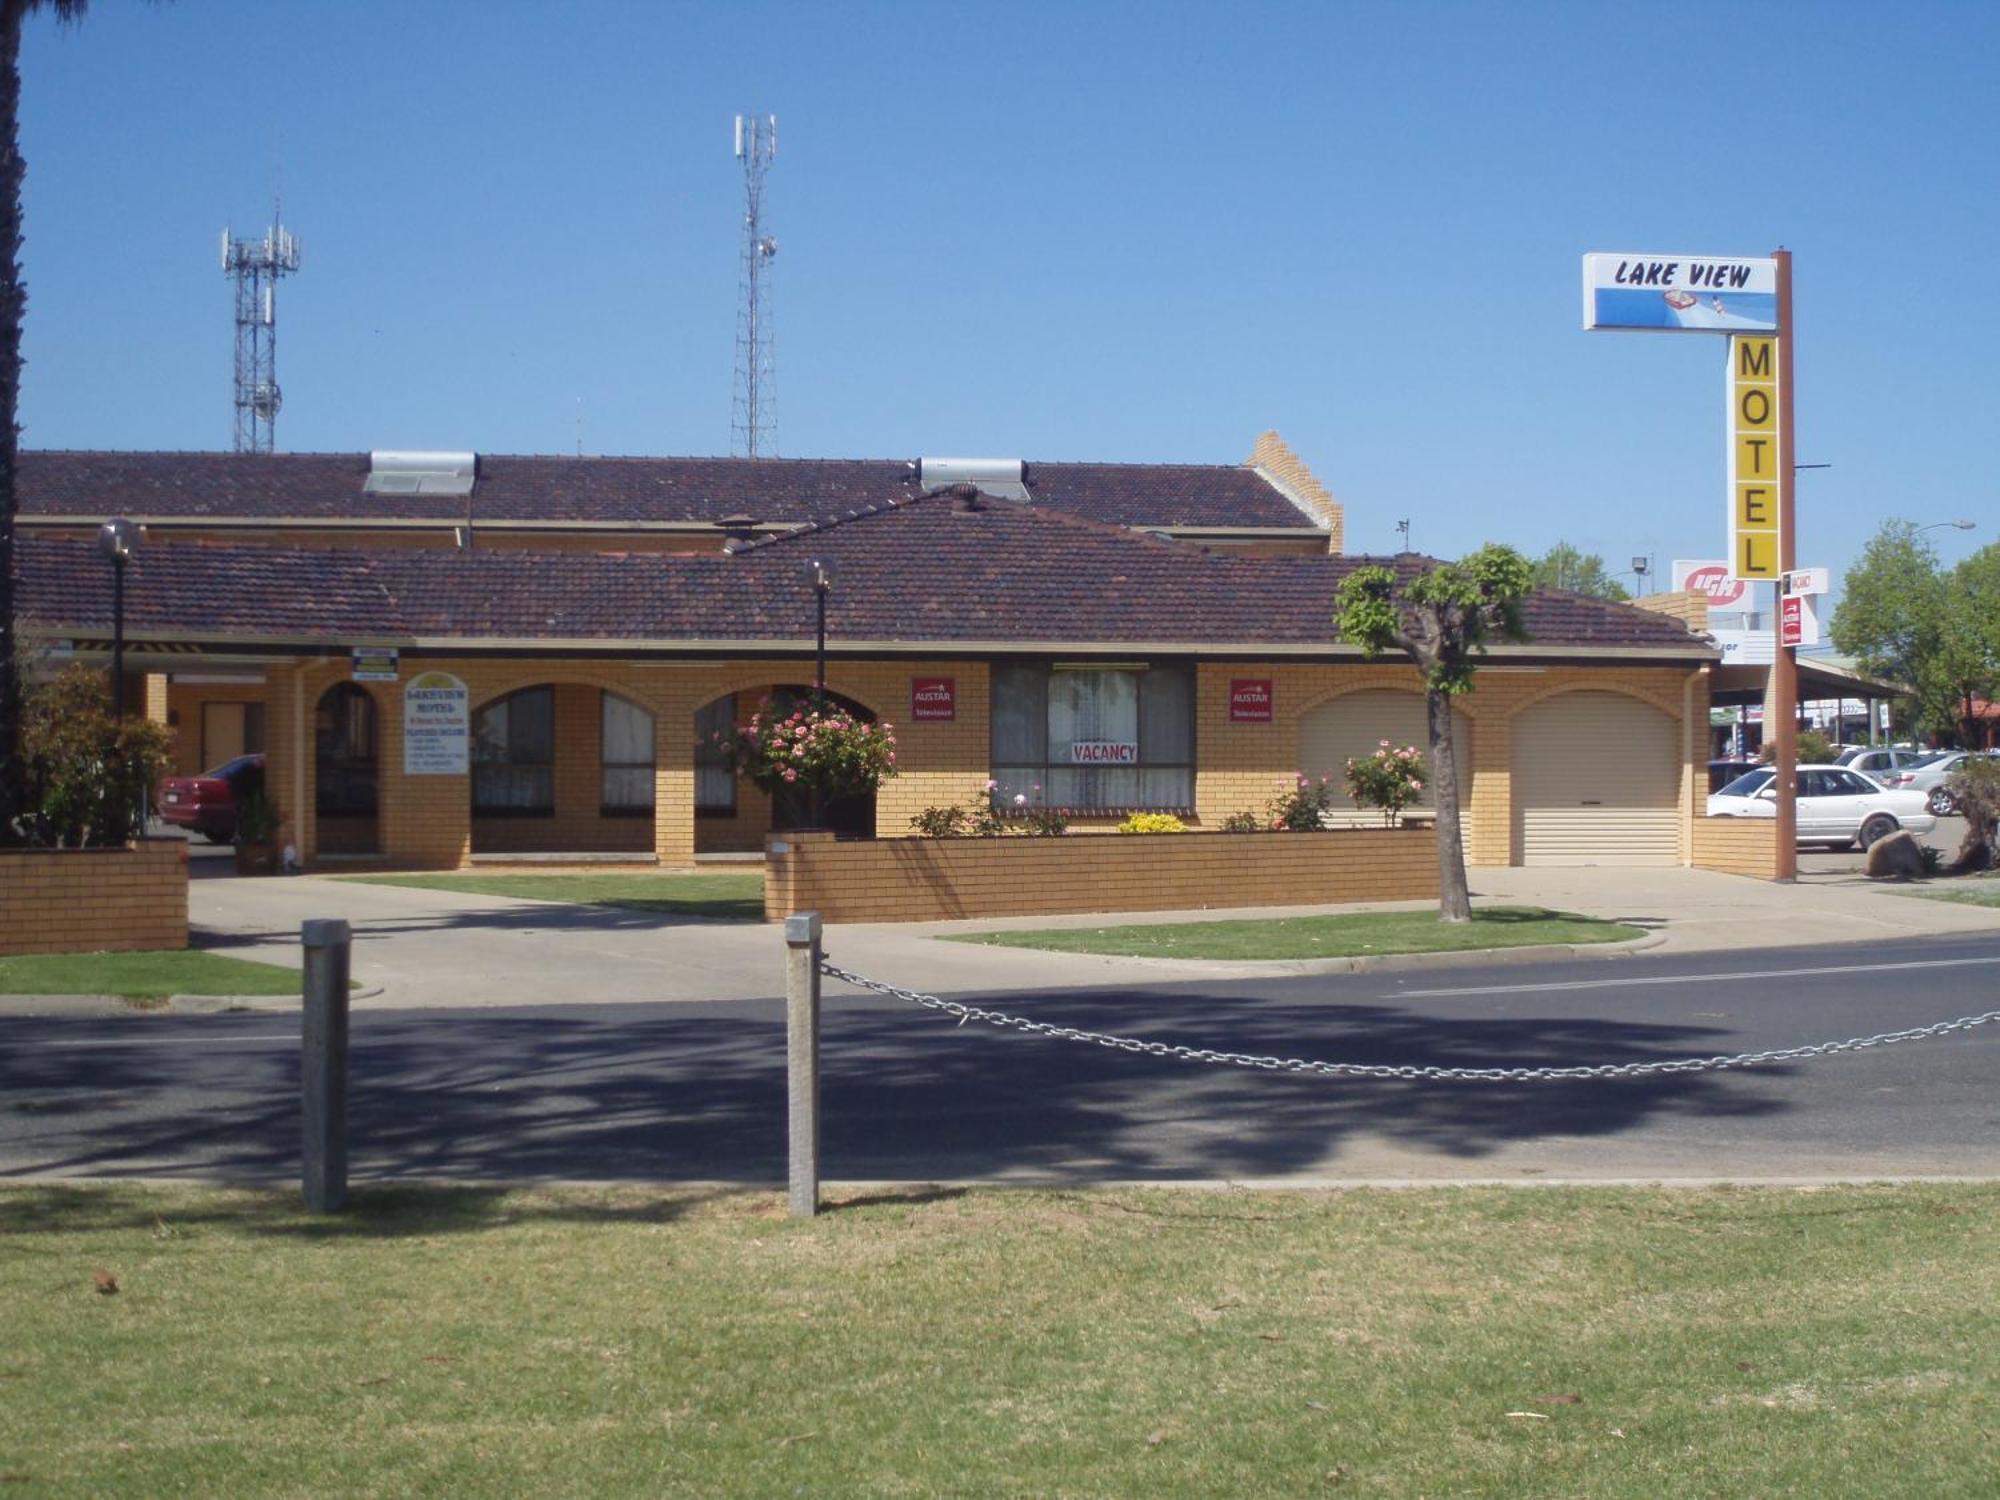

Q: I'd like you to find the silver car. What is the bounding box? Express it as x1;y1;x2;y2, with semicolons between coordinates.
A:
1706;764;1938;849
1902;751;2000;816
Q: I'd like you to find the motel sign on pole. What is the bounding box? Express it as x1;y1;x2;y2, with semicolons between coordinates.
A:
1583;249;1800;878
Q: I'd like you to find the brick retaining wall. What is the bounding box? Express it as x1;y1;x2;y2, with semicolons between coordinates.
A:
1688;816;1778;880
764;827;1438;923
0;840;189;956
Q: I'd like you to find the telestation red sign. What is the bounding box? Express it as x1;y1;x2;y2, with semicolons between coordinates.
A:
1780;597;1804;648
911;677;955;721
1230;678;1274;722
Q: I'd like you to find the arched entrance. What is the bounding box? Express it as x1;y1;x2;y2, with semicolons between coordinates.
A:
469;683;657;855
315;683;380;855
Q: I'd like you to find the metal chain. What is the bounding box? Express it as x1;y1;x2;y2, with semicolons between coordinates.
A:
818;958;2000;1084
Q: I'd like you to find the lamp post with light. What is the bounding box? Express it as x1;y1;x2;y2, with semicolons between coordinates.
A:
98;519;139;718
809;557;832;828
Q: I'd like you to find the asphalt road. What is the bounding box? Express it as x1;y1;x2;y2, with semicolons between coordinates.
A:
7;934;1998;1185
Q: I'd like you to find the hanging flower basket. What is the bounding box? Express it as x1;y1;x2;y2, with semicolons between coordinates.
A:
708;698;899;802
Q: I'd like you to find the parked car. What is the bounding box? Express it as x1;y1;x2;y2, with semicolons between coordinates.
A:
156;754;266;842
1706;757;1761;794
1900;751;2000;816
1833;746;1934;783
1706;763;1937;850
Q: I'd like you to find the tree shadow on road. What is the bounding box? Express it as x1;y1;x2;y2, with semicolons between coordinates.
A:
0;989;1792;1194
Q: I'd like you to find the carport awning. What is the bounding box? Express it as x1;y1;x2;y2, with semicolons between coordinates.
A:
1710;657;1909;708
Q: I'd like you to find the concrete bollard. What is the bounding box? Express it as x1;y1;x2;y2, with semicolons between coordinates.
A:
301;918;352;1213
784;911;823;1218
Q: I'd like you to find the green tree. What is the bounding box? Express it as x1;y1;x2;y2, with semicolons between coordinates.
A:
1;0;89;845
1829;521;1993;743
1334;545;1533;923
1531;542;1630;601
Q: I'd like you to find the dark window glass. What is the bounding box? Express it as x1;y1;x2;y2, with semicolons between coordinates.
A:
601;693;656;815
315;684;378;817
474;687;555;815
989;663;1195;811
694;695;736;815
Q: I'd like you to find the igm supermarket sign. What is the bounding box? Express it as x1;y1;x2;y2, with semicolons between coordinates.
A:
1582;254;1778;333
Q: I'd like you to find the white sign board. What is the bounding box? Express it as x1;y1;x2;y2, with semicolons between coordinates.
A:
403;671;469;776
1672;559;1754;607
1069;741;1138;765
1783;567;1830;597
1709;626;1776;666
1583;253;1779;332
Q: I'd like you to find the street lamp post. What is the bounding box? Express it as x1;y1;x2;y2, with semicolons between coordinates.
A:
1918;519;1976;539
98;519;139;718
808;557;832;829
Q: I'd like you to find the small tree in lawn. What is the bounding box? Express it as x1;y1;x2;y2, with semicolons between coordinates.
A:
1334;545;1532;923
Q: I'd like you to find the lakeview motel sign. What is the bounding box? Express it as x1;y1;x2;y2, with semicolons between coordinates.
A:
1584;249;1804;877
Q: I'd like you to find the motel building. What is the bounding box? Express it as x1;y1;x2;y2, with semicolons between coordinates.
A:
14;432;1746;875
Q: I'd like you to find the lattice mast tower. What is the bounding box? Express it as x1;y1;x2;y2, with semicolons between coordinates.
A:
221;210;301;453
731;114;778;458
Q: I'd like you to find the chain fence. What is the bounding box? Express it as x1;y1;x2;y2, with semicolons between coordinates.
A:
819;959;2000;1085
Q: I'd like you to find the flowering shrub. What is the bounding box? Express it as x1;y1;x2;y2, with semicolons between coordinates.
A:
1219;810;1263;833
1268;774;1341;831
1117;812;1186;834
17;664;173;847
709;698;898;802
908;779;1068;838
1343;741;1428;827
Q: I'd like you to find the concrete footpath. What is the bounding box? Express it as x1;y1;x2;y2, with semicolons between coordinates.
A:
91;863;2000;1012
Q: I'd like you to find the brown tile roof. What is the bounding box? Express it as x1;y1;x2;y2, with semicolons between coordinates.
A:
16;491;1710;658
16;450;1322;531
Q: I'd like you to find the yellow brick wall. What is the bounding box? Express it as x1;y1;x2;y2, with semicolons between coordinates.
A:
251;654;1705;873
766;826;1437;923
159;678;270;776
1631;590;1710;634
0;840;188;956
1247;430;1344;553
1195;662;1701;867
1689;817;1779;879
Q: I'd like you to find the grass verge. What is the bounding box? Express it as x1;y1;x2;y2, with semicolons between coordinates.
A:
0;950;301;1000
0;1182;1992;1497
944;905;1643;960
1913;881;2000;909
340;871;765;920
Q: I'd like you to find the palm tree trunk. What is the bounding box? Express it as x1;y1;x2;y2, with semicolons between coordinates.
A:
0;2;27;845
1427;686;1472;922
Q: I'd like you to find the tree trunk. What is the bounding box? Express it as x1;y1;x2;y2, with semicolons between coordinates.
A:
1427;687;1472;923
0;4;26;845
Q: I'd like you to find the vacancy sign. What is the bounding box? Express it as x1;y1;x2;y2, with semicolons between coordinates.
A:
1729;335;1783;579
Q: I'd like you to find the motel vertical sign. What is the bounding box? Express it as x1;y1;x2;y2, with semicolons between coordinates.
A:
1728;336;1781;579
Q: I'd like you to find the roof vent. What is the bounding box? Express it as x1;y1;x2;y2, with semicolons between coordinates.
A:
364;450;477;497
918;457;1030;503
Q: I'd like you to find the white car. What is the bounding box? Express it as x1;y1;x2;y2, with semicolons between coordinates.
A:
1706;764;1938;849
1899;751;2000;816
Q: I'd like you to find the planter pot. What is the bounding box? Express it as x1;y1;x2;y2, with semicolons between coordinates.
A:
235;842;280;876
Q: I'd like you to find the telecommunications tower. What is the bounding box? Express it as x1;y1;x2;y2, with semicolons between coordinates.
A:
731;113;778;458
221;210;301;453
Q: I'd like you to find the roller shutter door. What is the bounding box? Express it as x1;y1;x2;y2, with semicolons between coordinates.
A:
1511;691;1679;865
1299;690;1471;827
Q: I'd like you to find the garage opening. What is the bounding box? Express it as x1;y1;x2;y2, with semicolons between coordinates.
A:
1511;691;1678;866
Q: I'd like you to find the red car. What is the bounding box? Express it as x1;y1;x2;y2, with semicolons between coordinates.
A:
156;754;265;842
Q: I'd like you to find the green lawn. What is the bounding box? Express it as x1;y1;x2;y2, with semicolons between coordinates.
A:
0;949;301;1000
945;905;1643;960
341;871;765;920
0;1182;1993;1497
1914;881;2000;909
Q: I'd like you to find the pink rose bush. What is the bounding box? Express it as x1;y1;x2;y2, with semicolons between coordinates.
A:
1342;743;1429;827
706;698;900;802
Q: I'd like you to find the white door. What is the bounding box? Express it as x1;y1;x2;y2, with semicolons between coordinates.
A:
1511;691;1680;865
1298;689;1471;826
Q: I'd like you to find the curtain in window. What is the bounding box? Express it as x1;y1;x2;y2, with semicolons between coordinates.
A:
694;695;736;813
474;687;555;812
1046;670;1140;808
601;694;656;811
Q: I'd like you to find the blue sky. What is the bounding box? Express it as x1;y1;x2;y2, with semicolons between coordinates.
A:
17;0;1998;587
